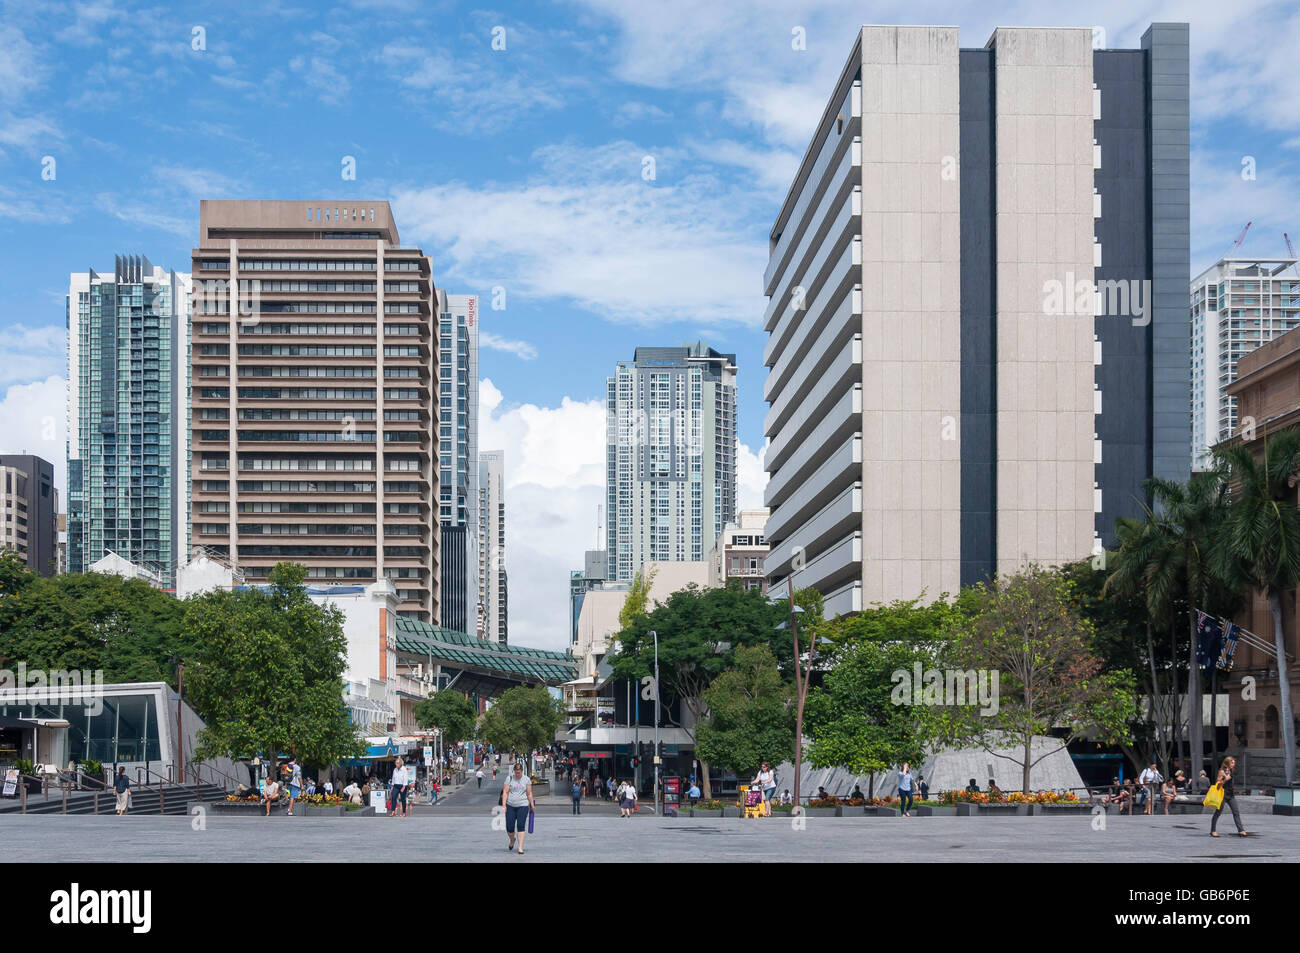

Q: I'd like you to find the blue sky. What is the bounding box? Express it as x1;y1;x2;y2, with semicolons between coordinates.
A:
3;0;1300;648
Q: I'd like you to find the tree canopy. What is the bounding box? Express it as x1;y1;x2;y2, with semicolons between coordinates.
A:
950;565;1137;793
479;684;562;757
413;690;478;746
183;562;361;767
694;644;794;778
0;550;187;685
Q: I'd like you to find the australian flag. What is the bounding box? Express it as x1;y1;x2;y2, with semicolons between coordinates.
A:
1195;611;1223;671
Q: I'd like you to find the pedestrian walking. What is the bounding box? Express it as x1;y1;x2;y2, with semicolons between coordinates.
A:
571;777;582;814
113;767;131;816
501;762;536;855
1138;761;1162;815
898;761;916;816
286;757;302;816
476;767;484;789
619;779;637;817
1209;756;1250;838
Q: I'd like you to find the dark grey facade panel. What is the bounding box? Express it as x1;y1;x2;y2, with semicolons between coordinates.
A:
1143;24;1191;489
439;523;468;633
958;49;997;587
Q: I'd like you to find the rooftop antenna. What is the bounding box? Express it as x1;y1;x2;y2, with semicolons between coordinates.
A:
595;504;603;551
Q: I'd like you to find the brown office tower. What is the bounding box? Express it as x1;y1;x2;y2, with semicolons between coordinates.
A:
190;201;440;621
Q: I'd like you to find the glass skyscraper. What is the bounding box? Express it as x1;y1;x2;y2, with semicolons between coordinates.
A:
67;256;191;583
437;291;479;633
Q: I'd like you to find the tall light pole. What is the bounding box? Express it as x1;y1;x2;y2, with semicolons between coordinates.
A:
651;628;660;815
774;555;828;808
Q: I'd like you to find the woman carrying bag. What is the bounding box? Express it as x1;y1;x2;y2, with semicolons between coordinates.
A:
1207;756;1250;838
501;762;536;855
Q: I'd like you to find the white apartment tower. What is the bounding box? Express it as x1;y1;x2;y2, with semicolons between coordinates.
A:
1191;257;1300;469
477;449;507;643
606;344;738;582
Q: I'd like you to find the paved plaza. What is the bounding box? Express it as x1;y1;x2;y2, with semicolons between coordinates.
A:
3;810;1294;863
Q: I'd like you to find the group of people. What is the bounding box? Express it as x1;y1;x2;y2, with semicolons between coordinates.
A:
567;776;640;815
259;757;305;816
1097;757;1251;836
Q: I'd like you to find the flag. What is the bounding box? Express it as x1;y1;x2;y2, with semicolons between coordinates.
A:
1217;621;1240;673
1195;611;1223;671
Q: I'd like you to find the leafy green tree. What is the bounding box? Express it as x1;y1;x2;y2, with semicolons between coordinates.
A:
610;582;789;799
951;566;1138;794
413;690;478;745
479;685;562;758
695;644;794;779
804;599;953;791
0;561;186;684
184;562;361;768
618;566;656;632
1212;431;1300;784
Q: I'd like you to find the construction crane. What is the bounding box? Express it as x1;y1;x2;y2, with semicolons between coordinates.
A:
1285;233;1300;305
1227;221;1252;259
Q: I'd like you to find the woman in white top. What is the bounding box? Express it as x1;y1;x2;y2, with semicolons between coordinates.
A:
501;762;535;854
619;780;637;817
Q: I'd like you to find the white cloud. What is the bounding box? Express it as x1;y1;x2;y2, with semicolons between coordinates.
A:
478;377;607;650
392;140;768;326
479;332;538;360
0;376;67;496
737;439;768;510
0;325;67;387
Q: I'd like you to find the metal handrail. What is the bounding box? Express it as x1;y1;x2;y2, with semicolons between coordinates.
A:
187;759;244;793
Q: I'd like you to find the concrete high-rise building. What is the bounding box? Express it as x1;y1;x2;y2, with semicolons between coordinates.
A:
437;291;479;633
763;24;1190;614
67;258;191;582
606;344;738;581
1191;257;1300;470
0;454;57;576
477;449;506;642
189;201;440;621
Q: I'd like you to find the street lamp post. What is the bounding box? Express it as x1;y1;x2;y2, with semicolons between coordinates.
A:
652;628;660;815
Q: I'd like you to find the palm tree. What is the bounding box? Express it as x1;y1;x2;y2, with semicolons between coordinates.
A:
1105;473;1229;775
1106;515;1174;769
1212;430;1300;785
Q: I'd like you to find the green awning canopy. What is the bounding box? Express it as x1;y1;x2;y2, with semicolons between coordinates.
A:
394;618;578;686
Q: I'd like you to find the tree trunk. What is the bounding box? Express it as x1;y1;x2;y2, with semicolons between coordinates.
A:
1209;664;1219;774
1169;624;1182;765
699;757;712;801
1268;588;1298;785
1145;618;1169;772
1187;608;1203;779
1022;733;1032;795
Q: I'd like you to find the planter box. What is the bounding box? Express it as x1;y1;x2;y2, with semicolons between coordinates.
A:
1035;804;1092;815
532;783;550;798
689;808;723;818
800;808;838;820
970;803;1030;816
210;800;267;815
303;805;345;817
861;806;898;817
916;805;957;817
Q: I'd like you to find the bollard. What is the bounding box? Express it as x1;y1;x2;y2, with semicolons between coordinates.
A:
20;777;26;814
62;780;68;814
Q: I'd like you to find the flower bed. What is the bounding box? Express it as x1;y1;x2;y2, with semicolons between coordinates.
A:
939;789;1080;806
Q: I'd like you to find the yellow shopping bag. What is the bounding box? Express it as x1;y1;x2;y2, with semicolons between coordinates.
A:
1203;783;1224;810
